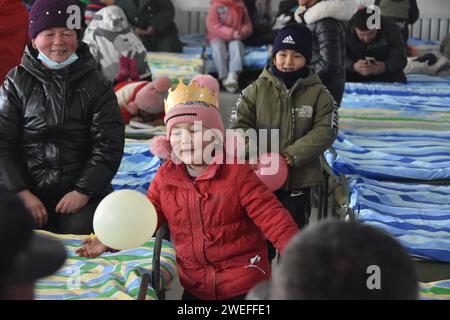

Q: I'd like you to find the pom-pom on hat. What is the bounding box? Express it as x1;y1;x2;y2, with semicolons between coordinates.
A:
150;76;224;160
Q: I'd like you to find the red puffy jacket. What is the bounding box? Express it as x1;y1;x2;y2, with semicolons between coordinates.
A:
0;0;28;84
206;0;253;42
147;161;298;300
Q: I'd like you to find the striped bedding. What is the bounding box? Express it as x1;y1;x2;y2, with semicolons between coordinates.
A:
35;231;177;300
180;33;271;74
112;139;162;194
420;280;450;300
348;177;450;263
327;75;450;181
326;75;450;268
147;51;205;86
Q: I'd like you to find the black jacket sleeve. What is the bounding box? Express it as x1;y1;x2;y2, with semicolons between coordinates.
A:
0;74;29;192
385;22;408;73
151;0;176;33
75;76;125;196
315;19;346;84
408;0;419;25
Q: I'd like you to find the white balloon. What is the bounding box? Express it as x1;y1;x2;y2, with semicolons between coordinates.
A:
93;190;158;250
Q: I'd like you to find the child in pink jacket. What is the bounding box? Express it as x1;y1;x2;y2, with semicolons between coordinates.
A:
206;0;253;93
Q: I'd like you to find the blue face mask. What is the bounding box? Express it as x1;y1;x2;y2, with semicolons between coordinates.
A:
37;51;79;70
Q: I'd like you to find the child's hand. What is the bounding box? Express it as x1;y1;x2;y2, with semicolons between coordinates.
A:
145;26;156;36
135;27;147;37
76;236;108;258
284;156;293;166
233;30;242;40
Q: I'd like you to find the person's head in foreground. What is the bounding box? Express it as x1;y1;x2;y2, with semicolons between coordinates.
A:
268;220;418;300
29;0;81;69
0;192;66;300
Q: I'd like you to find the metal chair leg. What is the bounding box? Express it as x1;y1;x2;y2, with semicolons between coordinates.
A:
137;273;150;300
323;170;329;218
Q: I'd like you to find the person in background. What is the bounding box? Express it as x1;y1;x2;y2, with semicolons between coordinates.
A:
206;0;253;93
243;0;276;46
84;0;115;25
346;7;408;83
82;5;152;83
116;0;182;53
375;0;419;42
0;0;125;235
405;32;450;76
295;0;357;105
271;0;298;32
0;0;29;84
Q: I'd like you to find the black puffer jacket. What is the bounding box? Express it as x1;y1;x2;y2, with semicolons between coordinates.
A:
295;0;358;105
0;42;125;202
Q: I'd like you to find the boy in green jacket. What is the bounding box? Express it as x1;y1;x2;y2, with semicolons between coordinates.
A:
230;24;338;258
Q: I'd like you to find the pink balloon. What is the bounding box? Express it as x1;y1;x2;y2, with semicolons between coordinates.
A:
254;153;288;192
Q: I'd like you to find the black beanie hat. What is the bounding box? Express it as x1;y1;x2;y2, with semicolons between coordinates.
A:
272;24;313;64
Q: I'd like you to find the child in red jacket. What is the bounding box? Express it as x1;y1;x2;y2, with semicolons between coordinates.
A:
0;0;28;84
77;76;298;300
207;0;253;93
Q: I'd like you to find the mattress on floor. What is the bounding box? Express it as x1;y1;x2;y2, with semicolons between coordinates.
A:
112;139;162;194
326;75;450;181
147;51;205;85
408;38;441;57
420;280;450;300
34;231;177;300
348;177;450;263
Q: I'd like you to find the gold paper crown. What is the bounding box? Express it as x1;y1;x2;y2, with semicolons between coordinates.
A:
164;78;219;113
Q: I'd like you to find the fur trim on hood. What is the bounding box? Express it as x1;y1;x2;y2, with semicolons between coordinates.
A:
295;0;368;24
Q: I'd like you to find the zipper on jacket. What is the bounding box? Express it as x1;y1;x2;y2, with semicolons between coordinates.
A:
189;180;216;297
245;255;266;275
58;74;66;193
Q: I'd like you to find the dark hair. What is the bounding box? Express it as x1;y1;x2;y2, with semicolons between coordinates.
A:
272;220;419;300
352;7;372;31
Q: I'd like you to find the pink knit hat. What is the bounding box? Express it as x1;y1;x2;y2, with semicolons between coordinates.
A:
150;76;224;160
164;102;224;139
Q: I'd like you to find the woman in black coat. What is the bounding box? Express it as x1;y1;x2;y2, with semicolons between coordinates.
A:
295;0;357;105
0;0;124;234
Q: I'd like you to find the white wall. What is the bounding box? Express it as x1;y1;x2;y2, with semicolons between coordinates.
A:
417;0;450;17
173;0;450;38
173;0;450;17
173;0;210;10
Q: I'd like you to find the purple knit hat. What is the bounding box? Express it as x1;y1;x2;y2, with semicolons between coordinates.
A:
29;0;80;39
